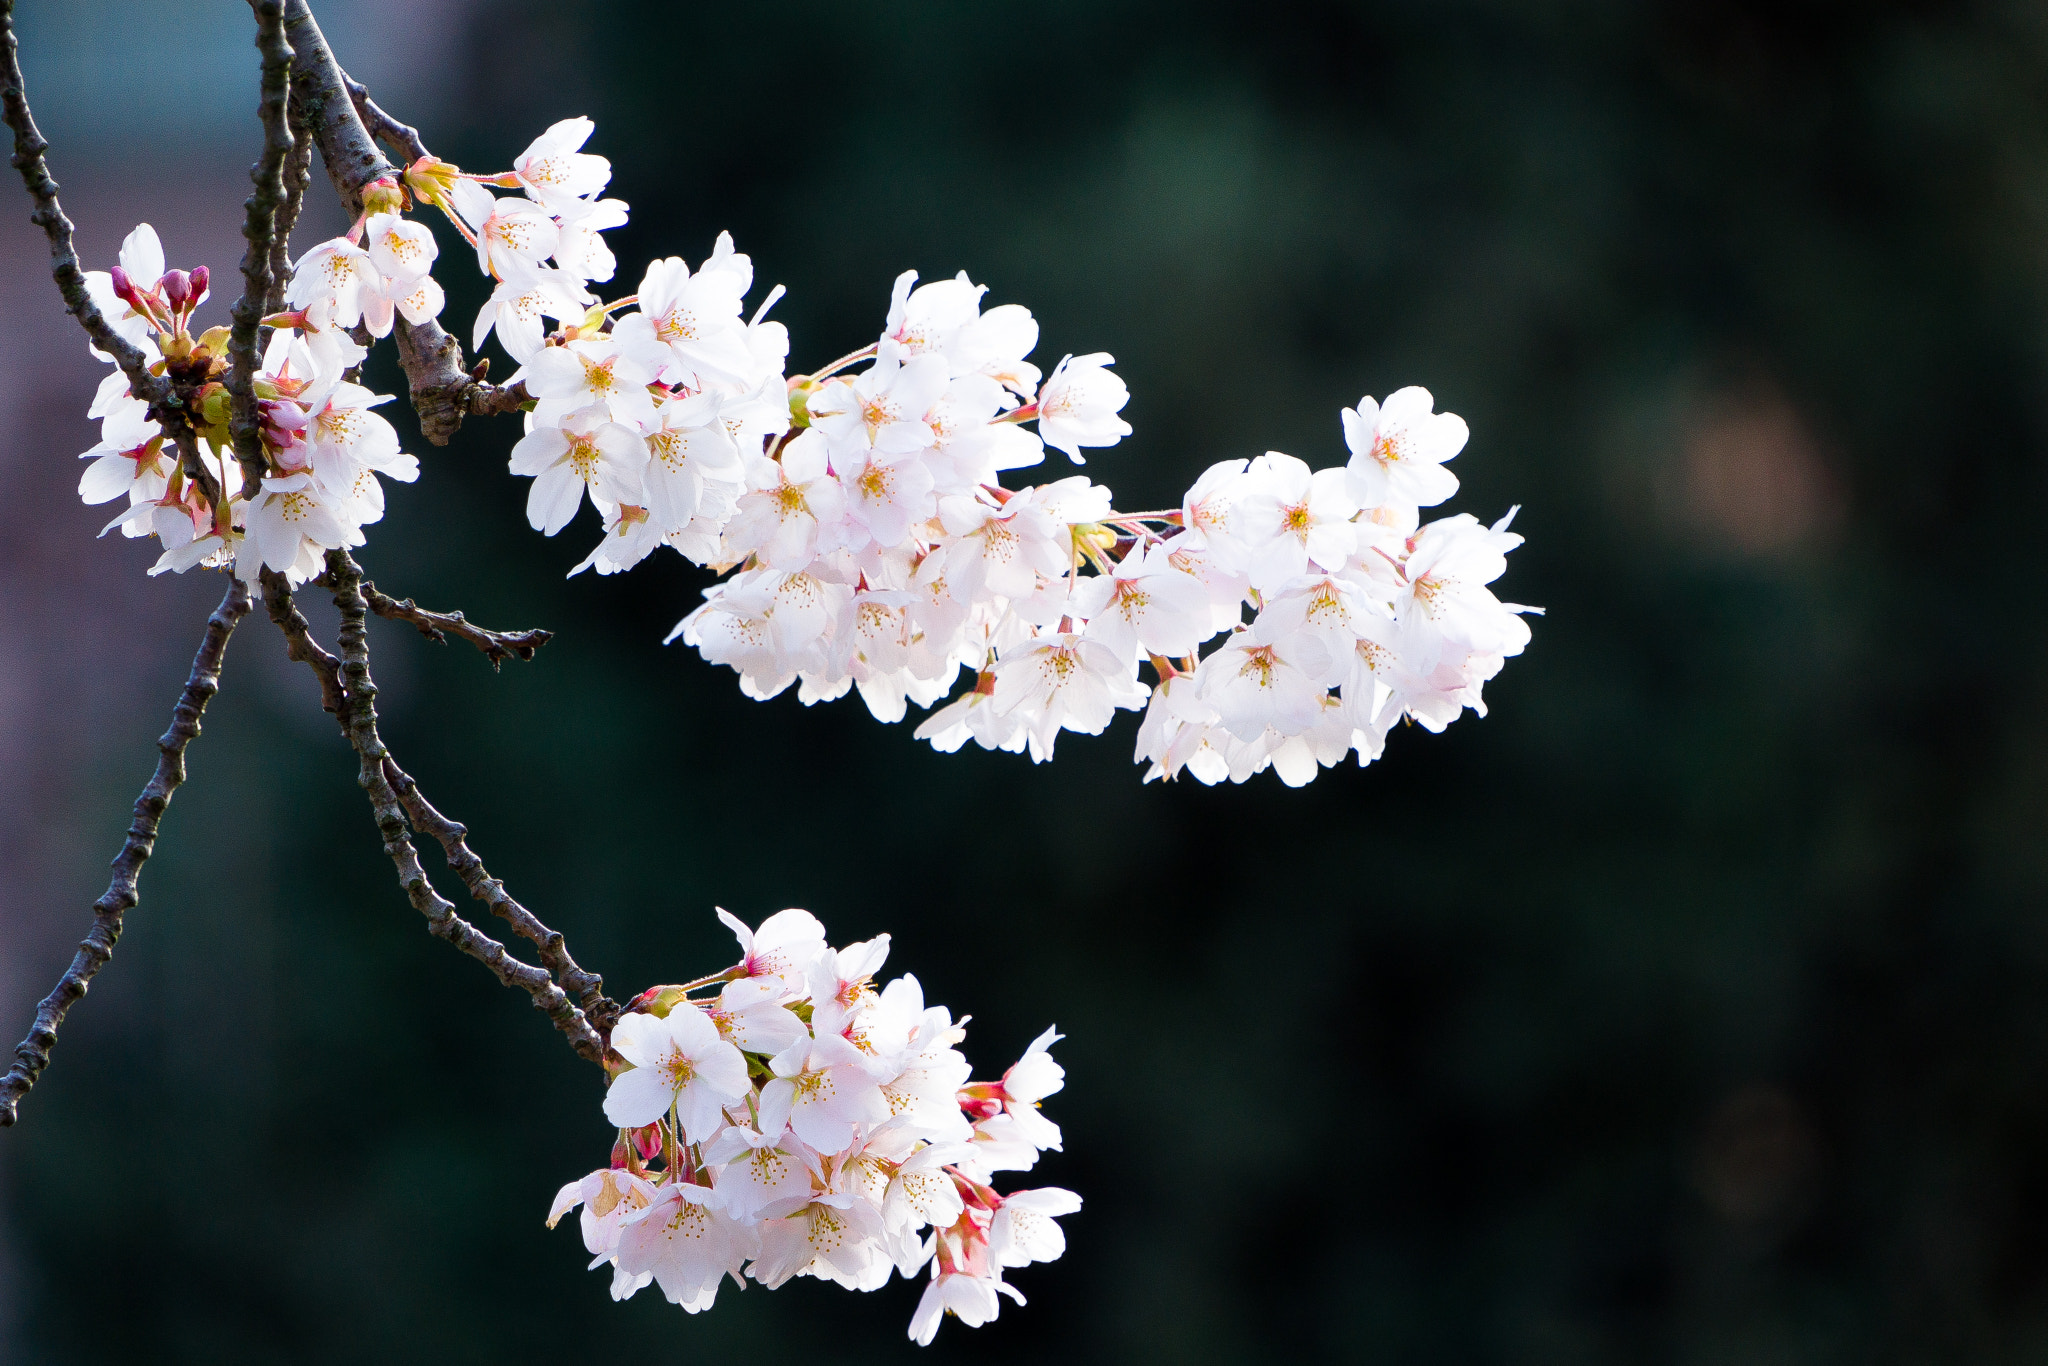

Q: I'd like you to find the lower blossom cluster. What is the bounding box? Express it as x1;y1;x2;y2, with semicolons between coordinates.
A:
551;909;1074;1345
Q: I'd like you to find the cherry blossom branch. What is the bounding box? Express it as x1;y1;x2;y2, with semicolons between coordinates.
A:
361;581;554;667
340;68;427;164
282;1;524;444
322;549;606;1062
0;578;252;1127
0;0;217;505
227;0;296;497
379;756;621;1030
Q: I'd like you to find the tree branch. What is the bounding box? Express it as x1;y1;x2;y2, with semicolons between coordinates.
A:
341;68;426;164
382;756;620;1030
362;581;553;668
282;2;526;445
227;0;296;498
0;0;216;502
268;91;313;316
322;550;605;1062
259;567;343;714
0;578;252;1127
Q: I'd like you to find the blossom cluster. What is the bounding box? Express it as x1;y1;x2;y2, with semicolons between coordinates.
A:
75;224;418;582
550;908;1075;1345
73;114;1536;785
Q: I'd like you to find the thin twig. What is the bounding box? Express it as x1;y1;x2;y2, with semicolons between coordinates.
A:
0;578;252;1127
268;92;312;316
381;756;619;1029
227;0;296;498
0;0;216;503
341;68;427;163
323;550;605;1063
363;580;553;668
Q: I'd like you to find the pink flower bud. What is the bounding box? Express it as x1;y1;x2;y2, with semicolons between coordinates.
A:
109;265;144;309
187;265;209;301
161;269;192;309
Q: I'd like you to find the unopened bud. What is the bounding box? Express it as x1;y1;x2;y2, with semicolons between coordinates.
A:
198;384;232;428
189;265;209;300
109;265;146;310
359;175;405;217
161;269;193;309
626;985;691;1018
630;1124;664;1163
403;155;461;211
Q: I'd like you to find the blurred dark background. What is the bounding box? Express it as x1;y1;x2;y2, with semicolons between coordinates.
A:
5;0;2048;1361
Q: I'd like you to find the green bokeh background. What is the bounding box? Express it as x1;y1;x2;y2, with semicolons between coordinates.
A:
13;1;2048;1361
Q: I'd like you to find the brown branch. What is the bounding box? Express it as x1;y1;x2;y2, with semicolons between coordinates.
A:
363;580;553;668
259;567;343;714
382;757;619;1030
341;68;427;164
268;92;313;316
323;550;605;1062
0;0;216;503
282;2;522;446
227;0;297;498
0;578;252;1127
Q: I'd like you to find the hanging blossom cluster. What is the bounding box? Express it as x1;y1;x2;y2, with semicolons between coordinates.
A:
549;909;1075;1345
75;221;422;581
74;115;1536;787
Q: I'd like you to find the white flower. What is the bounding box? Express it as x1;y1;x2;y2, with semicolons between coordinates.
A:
1035;352;1130;462
1392;510;1535;659
748;1192;890;1290
285;237;378;328
1196;614;1334;742
611;252;755;384
614;1182;755;1311
547;1166;660;1299
723;431;845;569
525;333;663;428
451;180;560;279
1072;542;1215;666
758;1031;890;1154
551;193;629;284
806;354;951;456
364;212;438;284
909;1269;1025;1346
700;1123;814;1223
1236;451;1359;590
837;446;937;549
639;396;744;534
929;491;1068;601
602;1005;749;1140
717;906;827;992
245;473;352;573
1343;385;1466;510
509;405;649;536
989;1187;1080;1268
700;977;808;1057
994;1026;1065;1152
473;268;589;363
511;116;613;209
989;634;1149;763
